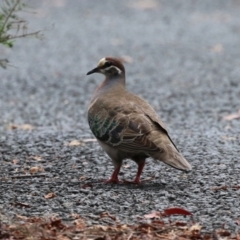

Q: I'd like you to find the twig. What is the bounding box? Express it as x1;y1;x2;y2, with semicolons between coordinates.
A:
9;174;48;179
1;0;20;33
8;30;42;40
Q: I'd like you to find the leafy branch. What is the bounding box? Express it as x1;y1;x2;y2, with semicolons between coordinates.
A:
0;0;43;68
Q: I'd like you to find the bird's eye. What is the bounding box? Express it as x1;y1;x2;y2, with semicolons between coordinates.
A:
104;61;112;68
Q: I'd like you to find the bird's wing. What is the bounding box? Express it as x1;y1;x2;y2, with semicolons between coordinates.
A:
88;101;163;154
127;94;180;152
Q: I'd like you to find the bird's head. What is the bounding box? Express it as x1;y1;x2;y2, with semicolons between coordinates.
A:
86;57;125;77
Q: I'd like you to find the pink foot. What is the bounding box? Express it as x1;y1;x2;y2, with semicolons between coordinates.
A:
105;177;121;184
104;167;121;184
122;160;145;184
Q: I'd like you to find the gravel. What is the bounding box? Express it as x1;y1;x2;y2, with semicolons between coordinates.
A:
0;0;240;233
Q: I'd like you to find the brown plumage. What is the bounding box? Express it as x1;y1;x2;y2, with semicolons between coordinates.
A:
86;57;192;184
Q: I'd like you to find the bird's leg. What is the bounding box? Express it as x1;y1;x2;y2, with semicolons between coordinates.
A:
123;158;146;184
132;159;145;184
105;166;121;184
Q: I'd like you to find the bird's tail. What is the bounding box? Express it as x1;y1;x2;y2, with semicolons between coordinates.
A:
150;135;192;172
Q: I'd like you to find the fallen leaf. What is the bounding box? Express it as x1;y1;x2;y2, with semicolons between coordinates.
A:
44;192;56;199
189;223;202;232
74;218;86;230
30;166;44;174
67;140;85;146
79;176;87;181
217;230;231;237
72;164;76;169
223;110;240;121
221;135;236;141
82;138;97;142
12;159;19;165
99;212;117;221
8;124;34;130
163;207;192;216
56;235;70;240
16;215;29;220
81;183;93;189
144;211;161;219
175;221;187;227
211;186;228;191
32;156;42;161
71;213;80;219
92;225;110;232
236;219;240;226
12;202;31;208
49;218;65;229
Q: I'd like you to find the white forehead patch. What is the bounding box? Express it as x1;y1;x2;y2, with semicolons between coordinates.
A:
97;58;122;75
97;58;106;67
105;66;122;74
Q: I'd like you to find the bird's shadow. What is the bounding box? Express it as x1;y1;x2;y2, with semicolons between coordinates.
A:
80;179;168;191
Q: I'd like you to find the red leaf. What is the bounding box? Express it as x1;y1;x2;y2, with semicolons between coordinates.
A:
175;221;187;226
144;211;161;219
81;183;93;189
163;207;192;216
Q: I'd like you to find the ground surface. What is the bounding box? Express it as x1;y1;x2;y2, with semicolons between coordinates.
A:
0;0;240;234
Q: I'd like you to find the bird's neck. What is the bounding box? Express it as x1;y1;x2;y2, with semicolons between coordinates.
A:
91;74;126;102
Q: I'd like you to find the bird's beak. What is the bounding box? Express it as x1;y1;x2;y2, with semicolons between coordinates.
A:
86;67;99;75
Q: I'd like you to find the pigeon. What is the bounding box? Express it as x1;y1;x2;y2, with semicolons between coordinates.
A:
86;57;191;184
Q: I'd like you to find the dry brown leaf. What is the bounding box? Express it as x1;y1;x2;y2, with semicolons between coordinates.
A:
16;214;29;220
91;225;110;232
79;176;87;181
236;219;240;226
71;213;80;219
20;124;34;130
221;135;236;141
13;202;31;208
8;124;34;130
211;186;228;191
99;212;117;221
56;235;70;240
67;140;85;146
81;183;93;189
223;110;240;121
144;211;161;219
12;159;19;164
74;218;86;230
30;166;44;174
82;138;97;142
32;156;42;161
1;216;238;240
217;229;231;237
189;223;202;232
44;192;56;199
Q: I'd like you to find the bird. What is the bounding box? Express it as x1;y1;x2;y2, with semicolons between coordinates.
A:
86;57;192;184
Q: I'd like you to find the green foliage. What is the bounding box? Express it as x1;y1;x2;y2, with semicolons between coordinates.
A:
0;0;42;69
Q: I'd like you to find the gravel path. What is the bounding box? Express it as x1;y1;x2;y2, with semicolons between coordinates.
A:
1;0;240;232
